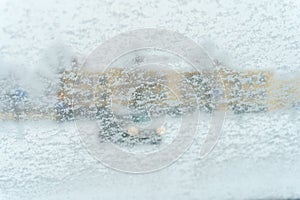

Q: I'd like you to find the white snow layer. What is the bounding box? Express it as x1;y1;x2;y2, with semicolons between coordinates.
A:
0;0;300;200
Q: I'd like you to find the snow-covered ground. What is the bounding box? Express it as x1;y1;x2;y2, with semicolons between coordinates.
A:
1;0;300;199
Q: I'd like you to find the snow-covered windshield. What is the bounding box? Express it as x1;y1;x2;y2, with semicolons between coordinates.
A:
0;0;299;200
